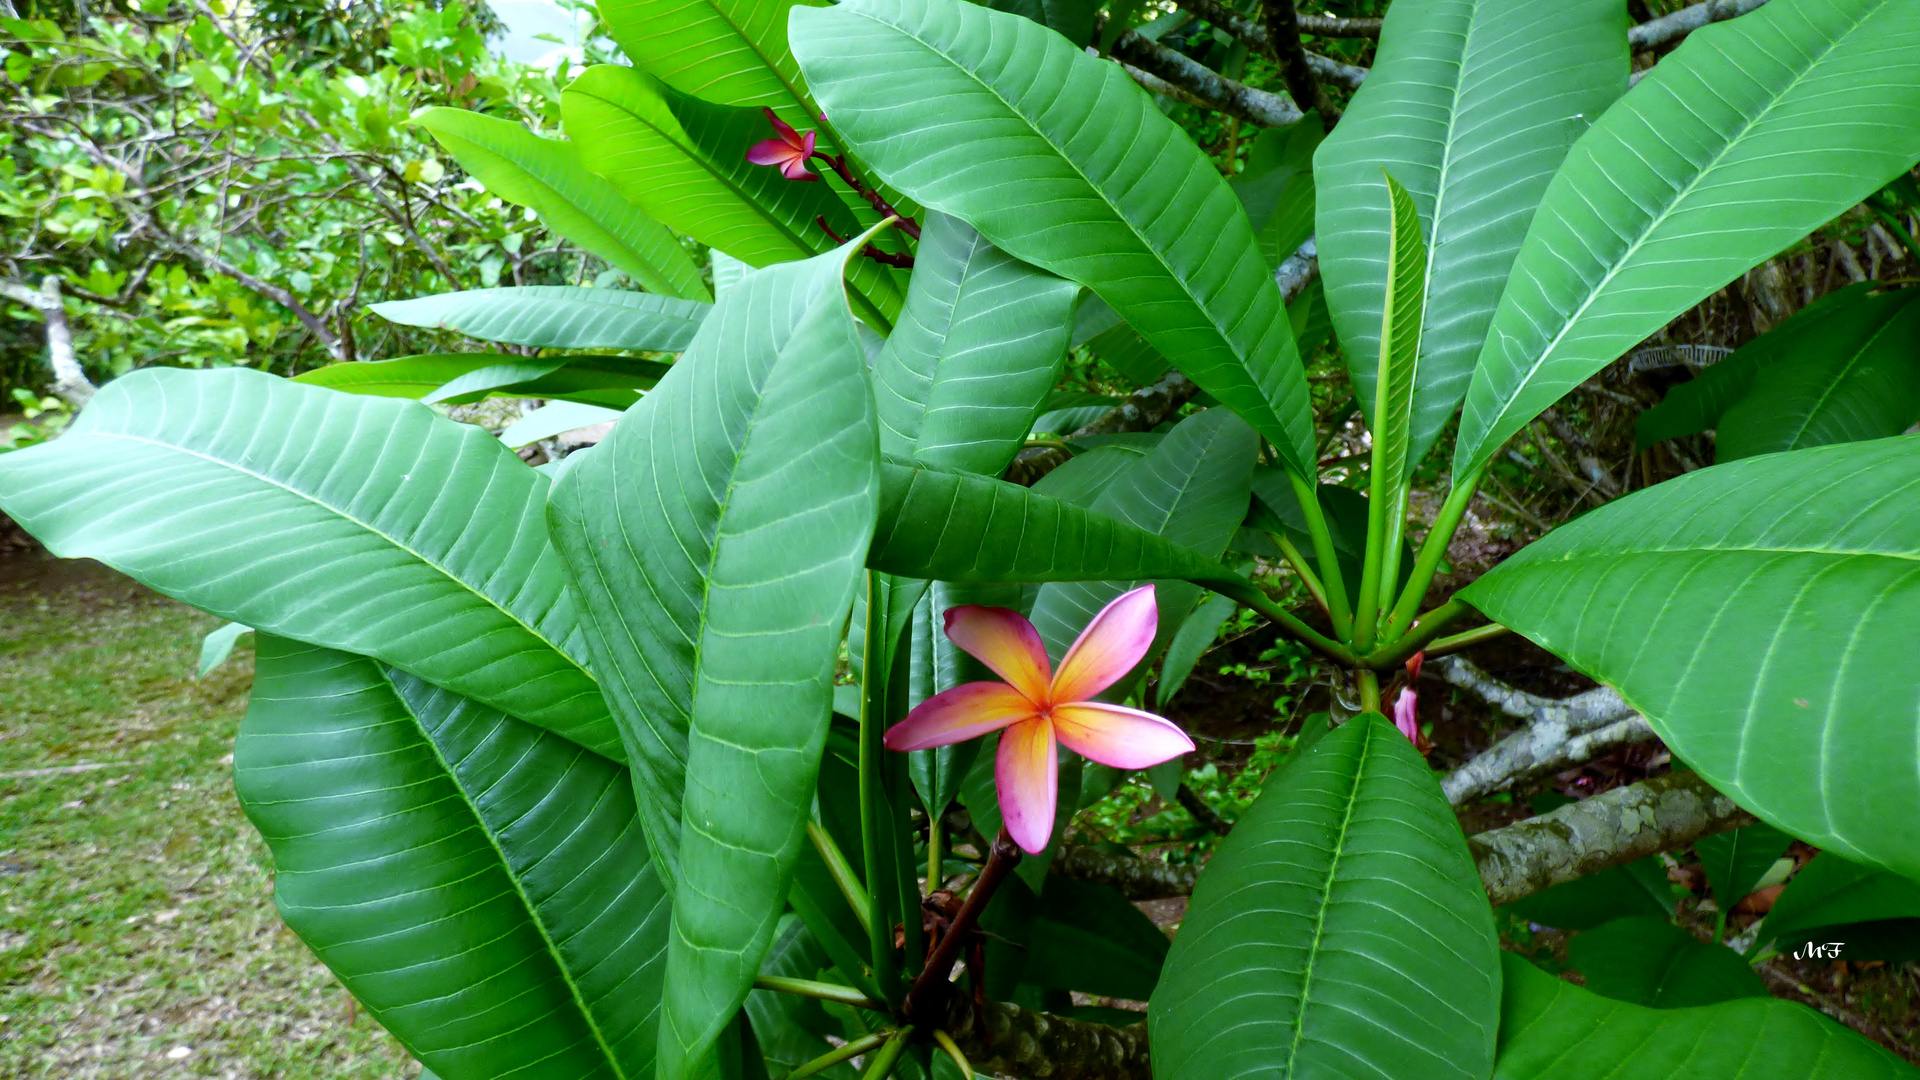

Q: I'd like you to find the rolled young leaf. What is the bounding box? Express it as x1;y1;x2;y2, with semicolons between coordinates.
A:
1462;436;1920;880
791;0;1319;479
1492;952;1913;1079
414;106;710;301
371;286;710;352
874;211;1080;476
868;458;1248;592
0;367;618;758
1453;0;1920;481
1151;714;1501;1080
235;637;668;1080
546;238;882;1080
1315;0;1626;468
1356;172;1428;633
295;352;665;404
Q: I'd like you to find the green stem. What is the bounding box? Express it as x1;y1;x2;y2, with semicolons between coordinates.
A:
785;1031;892;1080
753;975;889;1011
1288;469;1353;640
932;1030;974;1080
927;815;943;893
1356;669;1381;714
1379;464;1484;643
1211;579;1362;667
860;1027;916;1080
857;572;900;999
1363;597;1472;669
806;820;873;939
1420;620;1511;660
1270;531;1330;617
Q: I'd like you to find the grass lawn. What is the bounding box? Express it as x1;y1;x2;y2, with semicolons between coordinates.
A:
0;553;418;1079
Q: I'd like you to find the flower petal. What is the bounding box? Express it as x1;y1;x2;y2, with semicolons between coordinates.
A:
884;682;1038;752
943;605;1052;703
1051;703;1193;770
747;139;796;166
1392;688;1419;743
763;106;804;146
996;718;1058;855
780;158;819;181
1050;585;1157;703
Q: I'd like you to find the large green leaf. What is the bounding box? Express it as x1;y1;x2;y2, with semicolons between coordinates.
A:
414;107;710;300
874;211;1079;476
868;457;1247;592
1316;0;1625;467
1231;118;1321;273
561;67;903;325
1759;852;1920;951
1492;953;1913;1079
546;243;881;1080
0;368;616;758
1151;714;1501;1080
295;353;660;404
1634;283;1881;450
1029;408;1258;681
1021;876;1169;1001
596;0;816;114
1715;289;1920;460
235;637;668;1080
372;286;710;352
1462;437;1920;879
1565;917;1767;1009
791;0;1318;478
1454;0;1920;480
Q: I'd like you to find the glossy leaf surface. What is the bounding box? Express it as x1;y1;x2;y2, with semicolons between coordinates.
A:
371;286;710;352
1565;917;1766;1009
869;458;1246;591
1696;823;1792;910
791;0;1317;477
1152;714;1500;1080
546;245;880;1080
1455;0;1920;479
874;211;1079;475
1463;437;1920;879
597;0;817;114
236;637;667;1080
1492;953;1913;1079
0;368;616;757
562;67;902;323
1316;0;1624;465
415;106;710;300
1715;289;1920;460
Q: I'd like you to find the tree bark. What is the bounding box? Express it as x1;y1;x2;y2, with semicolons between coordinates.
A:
1432;656;1655;804
2;277;96;408
1630;0;1770;50
1255;0;1341;129
1109;29;1303;129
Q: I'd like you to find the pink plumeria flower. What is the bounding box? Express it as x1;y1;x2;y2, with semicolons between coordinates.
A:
1393;650;1429;754
745;108;818;181
884;585;1194;854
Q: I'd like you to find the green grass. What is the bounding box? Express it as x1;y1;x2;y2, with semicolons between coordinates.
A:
0;558;418;1079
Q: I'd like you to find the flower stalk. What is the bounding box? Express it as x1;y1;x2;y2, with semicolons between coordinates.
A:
902;828;1023;1027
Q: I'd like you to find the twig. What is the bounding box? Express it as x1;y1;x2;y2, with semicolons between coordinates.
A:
1435;655;1655;804
1629;0;1770;50
1176;783;1231;836
903;829;1022;1027
1256;0;1341;128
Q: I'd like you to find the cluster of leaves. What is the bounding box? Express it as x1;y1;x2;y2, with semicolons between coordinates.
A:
0;0;591;398
4;0;1920;1079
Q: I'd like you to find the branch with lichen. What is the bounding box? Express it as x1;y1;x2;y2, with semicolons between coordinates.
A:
1630;0;1770;50
1053;770;1752;904
1105;24;1303;129
1433;656;1656;804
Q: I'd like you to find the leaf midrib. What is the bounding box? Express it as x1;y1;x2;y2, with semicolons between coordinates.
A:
1284;721;1374;1070
87;429;600;689
840;3;1278;419
387;666;631;1079
1473;2;1871;459
1773;306;1914;452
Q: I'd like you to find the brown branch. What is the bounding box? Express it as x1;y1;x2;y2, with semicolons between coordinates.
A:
1434;656;1655;804
1297;11;1380;38
1256;0;1341;128
1176;0;1369;93
1177;783;1231;836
